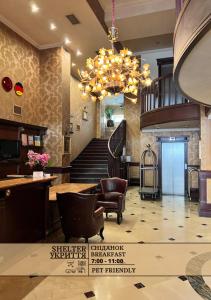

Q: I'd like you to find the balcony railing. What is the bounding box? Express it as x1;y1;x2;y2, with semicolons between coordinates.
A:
141;73;188;115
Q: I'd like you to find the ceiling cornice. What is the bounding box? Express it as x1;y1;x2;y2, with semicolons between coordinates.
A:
0;14;39;48
0;14;63;51
104;0;175;22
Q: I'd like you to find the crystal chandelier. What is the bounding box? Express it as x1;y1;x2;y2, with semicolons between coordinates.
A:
78;0;152;103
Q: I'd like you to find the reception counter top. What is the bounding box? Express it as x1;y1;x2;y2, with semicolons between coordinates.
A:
0;176;57;190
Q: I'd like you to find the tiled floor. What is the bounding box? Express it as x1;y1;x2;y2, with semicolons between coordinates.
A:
1;187;211;299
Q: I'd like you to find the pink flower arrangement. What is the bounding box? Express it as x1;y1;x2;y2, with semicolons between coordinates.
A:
26;150;50;169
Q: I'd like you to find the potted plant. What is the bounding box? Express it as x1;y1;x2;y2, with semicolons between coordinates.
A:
105;107;114;127
26;150;50;178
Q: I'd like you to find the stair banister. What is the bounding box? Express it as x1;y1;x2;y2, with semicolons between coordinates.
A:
108;120;126;178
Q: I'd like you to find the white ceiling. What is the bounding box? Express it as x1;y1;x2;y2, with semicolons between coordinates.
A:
0;0;176;75
0;0;110;71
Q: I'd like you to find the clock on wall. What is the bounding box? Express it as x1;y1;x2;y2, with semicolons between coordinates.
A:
14;82;24;96
2;77;13;92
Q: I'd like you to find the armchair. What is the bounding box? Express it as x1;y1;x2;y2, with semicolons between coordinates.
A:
97;177;128;224
57;192;104;243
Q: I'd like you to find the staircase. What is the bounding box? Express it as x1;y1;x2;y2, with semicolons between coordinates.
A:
70;138;109;183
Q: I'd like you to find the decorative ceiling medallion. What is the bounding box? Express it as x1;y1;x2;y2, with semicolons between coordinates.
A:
14;82;24;96
2;77;13;92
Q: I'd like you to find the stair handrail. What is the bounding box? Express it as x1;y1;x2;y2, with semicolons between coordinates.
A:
108;120;126;177
141;72;188;114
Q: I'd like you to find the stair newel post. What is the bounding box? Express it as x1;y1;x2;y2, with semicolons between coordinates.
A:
108;120;126;178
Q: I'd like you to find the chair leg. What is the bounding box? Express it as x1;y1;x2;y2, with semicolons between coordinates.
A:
99;227;104;240
106;212;108;218
117;213;123;224
85;237;89;243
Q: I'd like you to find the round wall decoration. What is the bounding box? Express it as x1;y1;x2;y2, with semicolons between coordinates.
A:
14;82;24;96
2;77;13;92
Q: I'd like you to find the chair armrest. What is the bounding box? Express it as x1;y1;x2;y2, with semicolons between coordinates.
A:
96;193;106;201
94;206;105;217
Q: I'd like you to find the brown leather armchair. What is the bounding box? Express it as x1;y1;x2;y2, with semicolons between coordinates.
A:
97;177;128;224
57;192;104;243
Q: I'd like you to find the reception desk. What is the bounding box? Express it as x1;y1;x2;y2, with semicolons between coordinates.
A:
0;176;56;242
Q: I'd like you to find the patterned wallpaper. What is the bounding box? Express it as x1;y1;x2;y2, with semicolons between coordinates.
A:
0;22;71;170
0;22;40;124
39;48;64;166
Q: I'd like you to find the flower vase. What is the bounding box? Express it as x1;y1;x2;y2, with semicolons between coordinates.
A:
33;165;44;179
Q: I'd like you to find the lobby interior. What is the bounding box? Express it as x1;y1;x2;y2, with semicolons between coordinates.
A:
1;0;211;299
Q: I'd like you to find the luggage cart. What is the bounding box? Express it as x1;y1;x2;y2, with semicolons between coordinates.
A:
188;167;199;201
140;144;159;200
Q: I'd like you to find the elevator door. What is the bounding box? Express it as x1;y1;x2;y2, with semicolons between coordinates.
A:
162;142;185;195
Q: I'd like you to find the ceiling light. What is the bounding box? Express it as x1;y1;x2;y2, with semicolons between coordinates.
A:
64;37;71;45
78;0;152;104
72;63;76;67
50;23;57;31
31;3;40;13
76;50;82;56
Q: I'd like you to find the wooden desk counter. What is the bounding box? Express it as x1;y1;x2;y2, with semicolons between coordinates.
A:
0;176;57;243
0;176;57;190
49;183;97;201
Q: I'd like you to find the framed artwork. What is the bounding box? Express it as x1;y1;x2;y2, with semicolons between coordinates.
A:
13;105;22;116
64;136;71;154
65;122;74;135
21;134;28;146
82;108;88;121
28;135;34;146
34;136;41;147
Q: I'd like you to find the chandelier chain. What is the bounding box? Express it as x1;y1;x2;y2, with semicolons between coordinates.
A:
112;0;115;27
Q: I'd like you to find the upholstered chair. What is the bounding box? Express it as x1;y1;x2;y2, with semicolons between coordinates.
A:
57;192;104;243
96;177;128;224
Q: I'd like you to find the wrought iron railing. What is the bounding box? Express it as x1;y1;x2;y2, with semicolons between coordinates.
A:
108;120;126;178
141;73;188;114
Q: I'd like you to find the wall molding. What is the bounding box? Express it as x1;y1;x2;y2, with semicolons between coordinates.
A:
0;14;62;50
104;0;175;21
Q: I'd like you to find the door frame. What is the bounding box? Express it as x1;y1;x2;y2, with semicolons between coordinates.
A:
157;136;189;196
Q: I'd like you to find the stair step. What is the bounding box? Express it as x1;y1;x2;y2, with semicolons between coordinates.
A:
71;168;107;173
70;173;108;179
83;149;108;152
71;163;107;167
73;160;108;164
80;153;108;157
78;157;108;160
70;178;102;183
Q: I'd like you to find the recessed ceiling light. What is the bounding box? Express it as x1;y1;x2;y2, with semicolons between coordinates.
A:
50;23;57;31
76;50;82;56
64;37;71;45
31;3;40;13
72;63;76;67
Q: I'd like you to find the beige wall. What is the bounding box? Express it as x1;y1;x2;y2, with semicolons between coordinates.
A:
0;22;40;124
200;105;211;170
69;76;97;161
140;129;200;187
0;21;98;172
124;98;140;177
